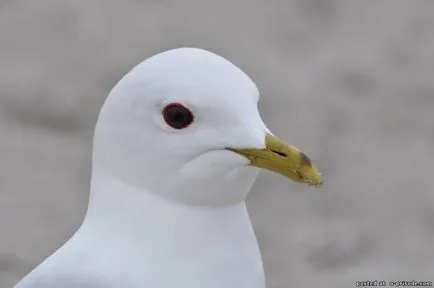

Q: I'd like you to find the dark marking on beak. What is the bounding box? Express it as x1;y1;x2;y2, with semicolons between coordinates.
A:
300;152;312;167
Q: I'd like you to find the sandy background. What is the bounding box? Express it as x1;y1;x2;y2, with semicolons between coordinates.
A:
1;1;434;287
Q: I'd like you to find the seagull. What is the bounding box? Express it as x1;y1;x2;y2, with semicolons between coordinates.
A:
14;48;322;288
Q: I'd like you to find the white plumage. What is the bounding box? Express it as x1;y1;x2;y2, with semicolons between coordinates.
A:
15;48;321;288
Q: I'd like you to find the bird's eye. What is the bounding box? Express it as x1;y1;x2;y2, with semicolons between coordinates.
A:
162;103;194;129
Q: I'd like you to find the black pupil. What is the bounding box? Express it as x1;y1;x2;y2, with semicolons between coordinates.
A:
165;105;193;129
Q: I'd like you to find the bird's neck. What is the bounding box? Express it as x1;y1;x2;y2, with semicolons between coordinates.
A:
84;168;252;236
76;168;265;288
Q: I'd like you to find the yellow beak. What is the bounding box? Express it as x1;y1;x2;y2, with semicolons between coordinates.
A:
228;134;323;187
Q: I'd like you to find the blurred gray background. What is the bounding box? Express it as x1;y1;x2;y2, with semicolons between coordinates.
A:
1;0;433;287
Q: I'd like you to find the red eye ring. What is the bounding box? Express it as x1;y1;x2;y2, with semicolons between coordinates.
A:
162;103;194;130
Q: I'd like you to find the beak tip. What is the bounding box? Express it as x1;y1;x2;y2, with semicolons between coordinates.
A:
298;170;323;188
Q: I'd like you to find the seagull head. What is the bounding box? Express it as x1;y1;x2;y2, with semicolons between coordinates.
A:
93;48;322;206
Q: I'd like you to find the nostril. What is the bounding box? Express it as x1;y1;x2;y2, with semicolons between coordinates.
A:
271;149;287;157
